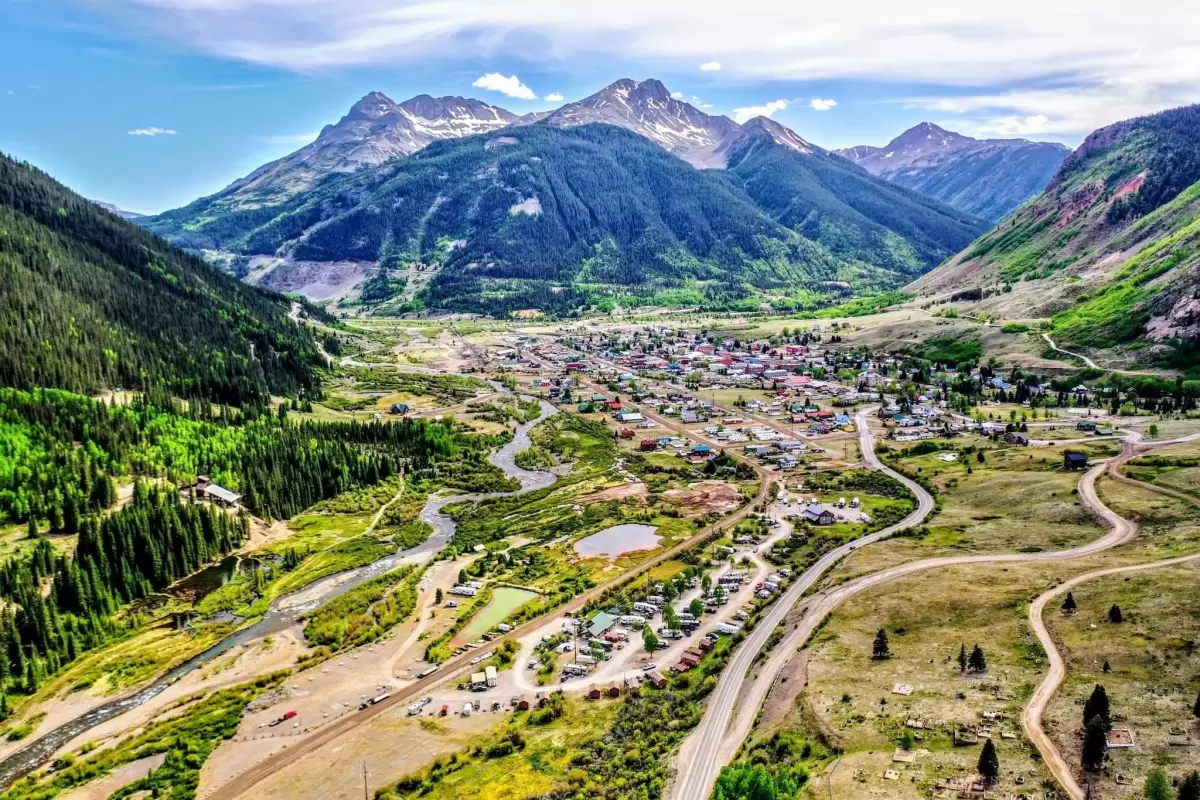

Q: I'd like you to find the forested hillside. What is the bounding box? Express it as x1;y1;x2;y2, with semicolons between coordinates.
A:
146;124;987;315
909;103;1200;366
0;152;325;407
727;119;989;284
0;386;494;705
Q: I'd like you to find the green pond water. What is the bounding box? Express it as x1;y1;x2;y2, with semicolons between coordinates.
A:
454;587;539;644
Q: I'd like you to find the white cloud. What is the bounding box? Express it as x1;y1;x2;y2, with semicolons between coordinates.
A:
902;81;1200;139
671;91;683;99
89;1;1200;135
472;72;535;100
810;97;837;111
700;103;713;108
543;92;564;101
5;90;13;96
128;127;176;136
733;98;788;123
700;61;721;71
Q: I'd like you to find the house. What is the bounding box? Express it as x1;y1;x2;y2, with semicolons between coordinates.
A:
647;670;667;689
605;683;621;698
587;684;603;700
1004;432;1030;446
517;694;531;711
624;675;641;696
801;503;835;526
1063;451;1089;471
388;403;410;415
1076;420;1098;432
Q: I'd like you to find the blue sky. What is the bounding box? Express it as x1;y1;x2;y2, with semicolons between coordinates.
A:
3;0;1198;213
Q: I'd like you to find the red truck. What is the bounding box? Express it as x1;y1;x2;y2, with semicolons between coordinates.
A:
269;710;297;727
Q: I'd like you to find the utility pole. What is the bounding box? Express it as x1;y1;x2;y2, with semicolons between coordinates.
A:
362;761;369;800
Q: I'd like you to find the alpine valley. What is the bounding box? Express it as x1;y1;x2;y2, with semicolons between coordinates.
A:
144;79;990;315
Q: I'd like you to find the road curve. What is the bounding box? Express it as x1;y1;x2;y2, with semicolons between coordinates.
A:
1022;552;1200;800
218;401;774;799
1042;333;1100;370
687;454;1143;800
669;410;936;800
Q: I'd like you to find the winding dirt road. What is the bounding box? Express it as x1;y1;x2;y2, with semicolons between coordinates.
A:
1022;552;1200;799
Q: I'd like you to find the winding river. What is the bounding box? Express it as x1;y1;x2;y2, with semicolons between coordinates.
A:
0;397;559;790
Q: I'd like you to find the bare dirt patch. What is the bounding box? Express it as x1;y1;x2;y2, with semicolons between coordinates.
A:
583;483;648;504
60;753;166;800
663;481;741;517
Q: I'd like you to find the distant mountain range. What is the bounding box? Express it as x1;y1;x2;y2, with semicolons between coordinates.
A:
909;103;1200;366
836;123;1070;221
142;78;990;314
94;201;144;220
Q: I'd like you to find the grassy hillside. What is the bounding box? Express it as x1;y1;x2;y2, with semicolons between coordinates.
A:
908;104;1200;367
0;152;326;406
146;123;987;316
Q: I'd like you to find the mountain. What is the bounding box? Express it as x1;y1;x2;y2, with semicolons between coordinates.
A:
94;201;144;219
143;92;517;250
539;79;741;168
172;124;859;315
725;117;991;282
0;151;325;406
835;123;1070;221
909;104;1200;366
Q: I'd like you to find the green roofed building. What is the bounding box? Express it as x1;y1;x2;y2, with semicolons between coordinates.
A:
587;611;619;638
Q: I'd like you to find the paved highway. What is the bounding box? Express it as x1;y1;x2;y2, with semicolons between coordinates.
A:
669;409;935;800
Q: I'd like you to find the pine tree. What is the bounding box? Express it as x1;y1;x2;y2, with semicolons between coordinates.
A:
1143;769;1170;800
1102;659;1111;673
1083;685;1112;731
1081;715;1108;771
26;518;38;540
1108;604;1124;623
1179;771;1200;800
872;629;891;660
977;738;1000;783
1062;591;1077;613
1193;690;1200;719
969;645;987;673
958;643;968;672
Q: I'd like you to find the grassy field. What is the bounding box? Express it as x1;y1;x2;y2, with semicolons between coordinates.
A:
376;698;618;800
1043;560;1200;798
802;562;1062;799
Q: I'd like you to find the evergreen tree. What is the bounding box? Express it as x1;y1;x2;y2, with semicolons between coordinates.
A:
1083;685;1112;731
1179;771;1200;800
1062;592;1077;613
969;644;987;673
977;738;1000;783
1143;769;1170;800
958;643;968;672
1081;715;1108;771
1109;604;1124;623
1193;691;1200;719
872;629;891;660
1102;659;1111;673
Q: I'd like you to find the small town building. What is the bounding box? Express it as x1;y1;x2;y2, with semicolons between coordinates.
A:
1063;451;1089;470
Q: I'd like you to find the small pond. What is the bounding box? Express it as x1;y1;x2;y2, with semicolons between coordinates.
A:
574;523;661;560
453;587;539;645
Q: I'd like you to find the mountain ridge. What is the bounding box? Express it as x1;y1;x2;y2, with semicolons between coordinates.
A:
909;103;1200;366
836;122;1070;221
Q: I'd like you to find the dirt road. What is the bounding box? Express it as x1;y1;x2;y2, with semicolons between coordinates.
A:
669;410;936;800
1022;552;1200;800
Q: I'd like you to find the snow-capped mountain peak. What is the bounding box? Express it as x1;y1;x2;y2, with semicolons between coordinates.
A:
541;78;740;168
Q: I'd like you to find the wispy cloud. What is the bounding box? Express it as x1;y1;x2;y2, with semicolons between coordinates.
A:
472;72;535;100
543;92;564;102
810;98;837;111
84;0;1200;136
128;127;176;136
671;91;683;99
733;98;788;123
700;61;721;71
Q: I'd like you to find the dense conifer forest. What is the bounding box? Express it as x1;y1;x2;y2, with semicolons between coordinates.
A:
0;152;326;407
0;387;494;708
